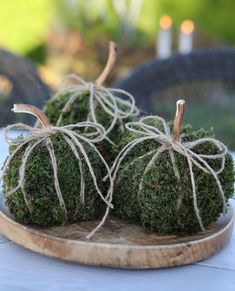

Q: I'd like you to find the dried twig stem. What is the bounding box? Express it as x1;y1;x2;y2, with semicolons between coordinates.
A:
95;41;118;86
12;104;50;128
172;99;185;141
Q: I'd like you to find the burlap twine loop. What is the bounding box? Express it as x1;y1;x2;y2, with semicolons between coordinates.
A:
107;115;228;231
54;74;139;138
1;121;114;239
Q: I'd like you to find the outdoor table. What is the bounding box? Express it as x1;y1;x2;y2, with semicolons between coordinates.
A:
0;130;235;291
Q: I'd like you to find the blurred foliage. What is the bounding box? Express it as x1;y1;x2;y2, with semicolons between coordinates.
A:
54;0;235;45
1;0;235;54
0;0;53;53
54;0;143;44
55;0;118;40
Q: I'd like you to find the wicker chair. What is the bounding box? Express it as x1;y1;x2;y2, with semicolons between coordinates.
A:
0;49;50;126
114;47;235;110
114;47;235;148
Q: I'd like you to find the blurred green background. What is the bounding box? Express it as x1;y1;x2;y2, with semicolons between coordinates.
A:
2;0;235;53
1;0;235;148
1;0;235;77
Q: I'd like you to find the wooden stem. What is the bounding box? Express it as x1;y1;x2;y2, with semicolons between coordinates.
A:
12;104;50;128
172;99;185;141
95;41;118;86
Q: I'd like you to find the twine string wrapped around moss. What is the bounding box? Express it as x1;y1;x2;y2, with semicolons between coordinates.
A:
1;104;114;239
54;42;139;138
55;75;139;136
107;100;228;231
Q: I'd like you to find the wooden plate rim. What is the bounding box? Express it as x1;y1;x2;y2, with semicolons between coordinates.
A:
0;202;233;268
0;205;233;249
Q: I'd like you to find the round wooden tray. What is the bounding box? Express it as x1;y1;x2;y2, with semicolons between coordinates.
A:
0;194;233;269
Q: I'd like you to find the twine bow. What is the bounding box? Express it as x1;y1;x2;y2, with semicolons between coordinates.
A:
54;74;139;139
108;114;228;231
51;41;138;141
1;105;114;239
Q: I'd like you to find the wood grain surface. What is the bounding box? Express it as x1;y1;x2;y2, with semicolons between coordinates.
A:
0;194;233;269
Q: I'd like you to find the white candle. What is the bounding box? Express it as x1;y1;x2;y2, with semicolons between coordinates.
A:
179;20;194;54
157;16;172;59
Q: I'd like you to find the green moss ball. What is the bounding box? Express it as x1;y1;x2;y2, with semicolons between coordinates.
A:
43;91;137;162
3;132;105;226
113;120;234;235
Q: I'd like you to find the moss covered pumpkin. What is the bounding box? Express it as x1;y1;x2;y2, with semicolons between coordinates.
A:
43;42;139;161
2;104;111;227
112;101;234;235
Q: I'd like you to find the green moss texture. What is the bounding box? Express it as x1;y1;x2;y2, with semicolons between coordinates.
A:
113;120;234;235
44;91;137;162
3;133;105;226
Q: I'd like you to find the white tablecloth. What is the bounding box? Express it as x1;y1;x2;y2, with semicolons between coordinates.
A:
0;130;235;291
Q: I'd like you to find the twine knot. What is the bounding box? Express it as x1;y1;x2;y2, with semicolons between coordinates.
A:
54;74;139;137
108;115;228;231
1;121;114;239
